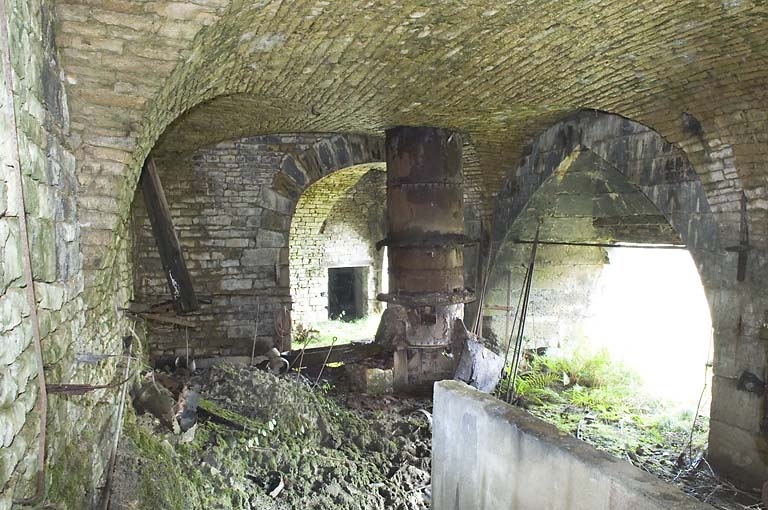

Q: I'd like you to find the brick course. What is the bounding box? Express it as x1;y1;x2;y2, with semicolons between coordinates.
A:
133;134;385;358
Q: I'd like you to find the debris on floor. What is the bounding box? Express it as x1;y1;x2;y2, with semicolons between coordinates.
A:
452;319;504;393
110;362;431;510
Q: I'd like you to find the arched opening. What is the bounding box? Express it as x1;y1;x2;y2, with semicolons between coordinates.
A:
485;111;719;497
131;133;384;361
289;164;386;346
490;148;712;404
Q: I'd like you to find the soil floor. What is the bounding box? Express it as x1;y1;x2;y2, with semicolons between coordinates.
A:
110;363;764;510
110;363;432;510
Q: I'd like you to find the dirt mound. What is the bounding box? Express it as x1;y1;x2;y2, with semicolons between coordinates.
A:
110;363;432;510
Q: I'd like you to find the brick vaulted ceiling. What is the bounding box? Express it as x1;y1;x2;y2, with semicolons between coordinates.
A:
55;0;768;234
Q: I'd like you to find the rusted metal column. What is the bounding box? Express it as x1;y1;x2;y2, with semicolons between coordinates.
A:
378;126;475;391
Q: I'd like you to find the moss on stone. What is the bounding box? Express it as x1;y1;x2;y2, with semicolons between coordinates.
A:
114;410;201;510
47;429;99;508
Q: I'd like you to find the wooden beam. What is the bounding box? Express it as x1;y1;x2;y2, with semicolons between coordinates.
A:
135;312;198;328
139;159;199;313
285;342;384;368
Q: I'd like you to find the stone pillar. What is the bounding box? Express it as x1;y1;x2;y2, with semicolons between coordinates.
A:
377;126;475;392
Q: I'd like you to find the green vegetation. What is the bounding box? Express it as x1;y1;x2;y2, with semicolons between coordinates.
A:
294;313;382;348
498;345;708;463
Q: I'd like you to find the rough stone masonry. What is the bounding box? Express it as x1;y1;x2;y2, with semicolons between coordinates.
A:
3;0;768;507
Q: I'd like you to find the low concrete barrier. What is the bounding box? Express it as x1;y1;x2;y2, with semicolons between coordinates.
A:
432;380;716;510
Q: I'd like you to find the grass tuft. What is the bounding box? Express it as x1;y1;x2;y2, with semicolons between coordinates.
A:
294;313;382;348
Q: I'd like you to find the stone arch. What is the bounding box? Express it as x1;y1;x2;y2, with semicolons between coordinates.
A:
485;110;720;349
488;111;720;329
486;109;768;485
491;110;719;256
289;164;386;327
62;2;768;319
132;133;383;359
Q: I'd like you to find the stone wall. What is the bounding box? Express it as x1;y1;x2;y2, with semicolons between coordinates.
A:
432;380;715;510
133;134;385;359
289;166;386;326
486;113;716;349
1;0;133;507
485;244;606;350
488;110;768;487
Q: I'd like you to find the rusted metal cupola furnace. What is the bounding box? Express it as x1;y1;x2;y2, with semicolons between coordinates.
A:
377;126;475;391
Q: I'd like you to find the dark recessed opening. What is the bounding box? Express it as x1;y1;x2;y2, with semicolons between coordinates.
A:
328;266;367;321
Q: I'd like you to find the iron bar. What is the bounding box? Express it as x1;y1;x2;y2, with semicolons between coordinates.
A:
511;239;687;249
505;225;541;403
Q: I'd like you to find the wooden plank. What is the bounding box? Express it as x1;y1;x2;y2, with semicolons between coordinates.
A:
136;312;197;328
483;304;516;311
140;159;199;313
286;342;384;368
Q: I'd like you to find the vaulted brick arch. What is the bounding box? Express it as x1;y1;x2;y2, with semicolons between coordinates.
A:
59;1;768;295
17;0;768;496
486;110;765;485
132;133;385;357
289;164;386;326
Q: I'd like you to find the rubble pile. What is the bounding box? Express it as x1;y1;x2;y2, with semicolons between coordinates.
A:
109;363;432;510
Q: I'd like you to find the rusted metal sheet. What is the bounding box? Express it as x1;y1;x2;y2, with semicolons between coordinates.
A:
388;183;464;236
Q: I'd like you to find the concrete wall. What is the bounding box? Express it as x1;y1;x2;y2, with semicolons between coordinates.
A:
432;380;715;510
0;0;133;507
133;134;385;358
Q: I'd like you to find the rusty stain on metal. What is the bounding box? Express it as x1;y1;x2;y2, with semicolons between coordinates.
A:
378;126;476;389
380;126;474;303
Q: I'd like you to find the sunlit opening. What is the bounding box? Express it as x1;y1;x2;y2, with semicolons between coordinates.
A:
581;247;712;411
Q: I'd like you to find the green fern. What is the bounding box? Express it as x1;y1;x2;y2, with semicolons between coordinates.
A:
499;356;564;405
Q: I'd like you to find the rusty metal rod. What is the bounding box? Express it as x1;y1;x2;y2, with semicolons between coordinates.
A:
313;336;338;389
101;336;134;510
511;239;687;249
1;3;49;505
505;225;541;403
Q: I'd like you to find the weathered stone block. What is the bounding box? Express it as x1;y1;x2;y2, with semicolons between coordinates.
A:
346;364;393;394
709;418;768;490
34;282;66;311
256;229;286;248
220;278;253;291
260;187;293;216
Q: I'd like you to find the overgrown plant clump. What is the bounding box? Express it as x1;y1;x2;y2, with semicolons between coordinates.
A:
499;345;644;417
497;345;727;506
496;344;710;452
